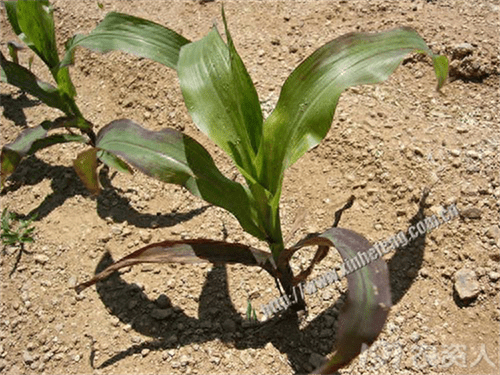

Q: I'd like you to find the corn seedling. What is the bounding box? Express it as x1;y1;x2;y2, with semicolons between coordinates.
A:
1;2;448;373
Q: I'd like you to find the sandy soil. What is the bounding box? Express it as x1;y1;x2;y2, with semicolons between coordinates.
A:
1;1;499;374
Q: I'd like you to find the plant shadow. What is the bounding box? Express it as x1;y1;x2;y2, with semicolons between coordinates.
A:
2;156;209;229
88;188;431;373
0;92;41;127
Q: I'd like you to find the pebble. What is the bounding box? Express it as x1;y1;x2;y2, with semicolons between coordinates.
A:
34;254;49;265
23;351;34;364
222;318;236;332
410;331;421;342
488;272;500;281
466;150;480;159
150;308;173;320
0;359;6;371
454;268;480;300
485;225;500;240
141;349;150;357
139;230;152;244
460;207;482;219
156;294;170;309
452;42;475;59
180;355;191;366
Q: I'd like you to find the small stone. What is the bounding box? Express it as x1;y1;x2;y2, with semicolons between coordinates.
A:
34;254;49;265
150;308;173;320
452;43;475;59
180;355;191;366
110;226;122;235
156;294;170;309
222;318;236;332
210;356;221;365
322;291;333;301
288;45;298;53
488;272;500;281
450;149;461;157
67;276;77;288
23;351;34;364
0;359;7;371
485;225;500;240
454;268;480;300
460;207;482;219
139;230;152;244
141;348;150;357
410;331;421;342
257;49;265;57
466;150;480;159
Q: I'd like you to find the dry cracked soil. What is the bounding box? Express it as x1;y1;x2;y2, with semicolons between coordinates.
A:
1;1;499;374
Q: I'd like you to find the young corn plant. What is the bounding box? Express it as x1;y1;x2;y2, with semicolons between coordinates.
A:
0;0;190;194
65;8;447;373
2;3;448;373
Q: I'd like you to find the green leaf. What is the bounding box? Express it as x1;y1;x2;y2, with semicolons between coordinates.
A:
177;17;262;179
74;238;277;293
256;27;449;194
4;2;22;36
16;0;60;70
286;228;391;373
0;52;70;114
61;12;190;70
97;150;133;175
73;148;100;196
1;118;88;187
96;119;266;240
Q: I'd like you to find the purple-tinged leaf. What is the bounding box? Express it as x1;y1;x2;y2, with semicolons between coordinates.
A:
75;239;277;293
1;118;88;187
73;148;100;196
96;119;267;240
286;228;391;374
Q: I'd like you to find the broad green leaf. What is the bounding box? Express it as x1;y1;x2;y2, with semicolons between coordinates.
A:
256;27;449;194
61;12;190;69
74;238;277;293
16;0;60;70
4;2;22;36
97;150;133;175
96;119;266;240
286;228;391;373
73;148;100;196
177;17;263;179
1;118;88;187
0;52;70;114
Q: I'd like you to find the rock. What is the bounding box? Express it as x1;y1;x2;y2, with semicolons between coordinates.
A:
150;308;173;320
460;207;482;219
454;268;480;300
452;43;475;59
156;294;170;309
180;355;191;366
34;254;49;265
485;225;500;240
222;318;236;332
139;230;152;244
0;359;7;371
488;272;500;281
466;150;480;159
23;351;34;364
410;331;421;342
141;348;150;357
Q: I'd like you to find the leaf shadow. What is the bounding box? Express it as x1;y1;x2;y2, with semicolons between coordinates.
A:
92;252;344;374
388;188;430;305
2;156;209;229
88;188;432;373
0;92;41;127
